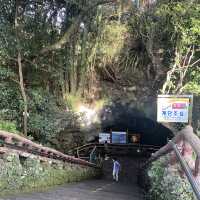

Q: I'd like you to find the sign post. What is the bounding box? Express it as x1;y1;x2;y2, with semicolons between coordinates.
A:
157;95;193;124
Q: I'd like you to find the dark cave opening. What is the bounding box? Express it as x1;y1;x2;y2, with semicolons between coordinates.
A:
102;117;173;147
100;102;173;147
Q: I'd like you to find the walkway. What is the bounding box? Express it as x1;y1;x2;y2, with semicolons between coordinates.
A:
2;157;145;200
2;179;143;200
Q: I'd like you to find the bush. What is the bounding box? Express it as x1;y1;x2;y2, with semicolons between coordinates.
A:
147;156;197;200
0;82;22;121
27;90;81;144
0;121;19;134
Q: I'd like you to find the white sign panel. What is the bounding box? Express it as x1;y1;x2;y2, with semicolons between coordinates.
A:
157;95;192;123
99;133;111;143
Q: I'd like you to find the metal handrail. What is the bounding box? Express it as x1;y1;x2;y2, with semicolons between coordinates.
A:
75;143;161;154
170;141;200;200
141;126;200;200
89;146;97;163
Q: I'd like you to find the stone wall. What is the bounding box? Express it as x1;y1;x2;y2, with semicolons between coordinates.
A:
0;152;101;196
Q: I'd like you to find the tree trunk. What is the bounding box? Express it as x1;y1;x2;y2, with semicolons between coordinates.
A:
17;52;28;136
15;0;28;136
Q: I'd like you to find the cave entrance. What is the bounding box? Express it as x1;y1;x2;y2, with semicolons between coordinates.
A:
102;117;173;147
100;103;173;147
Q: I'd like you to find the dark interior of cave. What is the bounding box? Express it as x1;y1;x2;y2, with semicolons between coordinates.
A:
100;102;173;147
102;117;173;147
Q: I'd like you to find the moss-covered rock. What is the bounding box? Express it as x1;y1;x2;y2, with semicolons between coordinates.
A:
0;152;101;196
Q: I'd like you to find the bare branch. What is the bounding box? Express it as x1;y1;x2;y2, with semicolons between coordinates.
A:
182;45;192;68
190;58;200;68
175;46;195;94
185;46;195;69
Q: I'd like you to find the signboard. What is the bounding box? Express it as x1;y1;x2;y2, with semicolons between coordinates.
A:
157;95;193;123
99;133;111;144
130;134;140;144
112;131;127;144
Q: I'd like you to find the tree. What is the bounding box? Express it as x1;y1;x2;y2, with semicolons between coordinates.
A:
129;0;200;93
0;0;120;138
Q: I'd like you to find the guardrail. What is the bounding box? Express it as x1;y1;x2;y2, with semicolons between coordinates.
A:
143;125;200;200
0;130;98;168
75;142;161;159
76;143;161;151
89;146;97;163
171;141;200;200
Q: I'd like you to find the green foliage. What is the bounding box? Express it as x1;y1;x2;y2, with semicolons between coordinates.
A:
27;89;81;143
0;0;199;149
147;156;196;200
0;121;19;133
183;83;200;95
182;68;200;94
65;94;82;111
155;1;200;52
0;82;22;121
0;67;15;80
129;0;200;93
98;22;127;61
0;0;124;143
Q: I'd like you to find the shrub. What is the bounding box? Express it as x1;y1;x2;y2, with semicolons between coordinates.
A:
147;156;197;200
0;121;19;134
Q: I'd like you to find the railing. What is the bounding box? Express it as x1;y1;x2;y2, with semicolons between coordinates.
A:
75;142;161;158
0;130;98;168
144;125;200;200
89;146;97;163
74;143;160;159
171;141;200;200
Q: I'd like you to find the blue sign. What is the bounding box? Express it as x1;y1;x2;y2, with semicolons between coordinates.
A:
112;132;127;144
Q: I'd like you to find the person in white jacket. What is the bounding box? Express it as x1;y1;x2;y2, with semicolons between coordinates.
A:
112;158;121;182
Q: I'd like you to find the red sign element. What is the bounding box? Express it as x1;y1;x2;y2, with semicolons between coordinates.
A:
172;103;187;109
